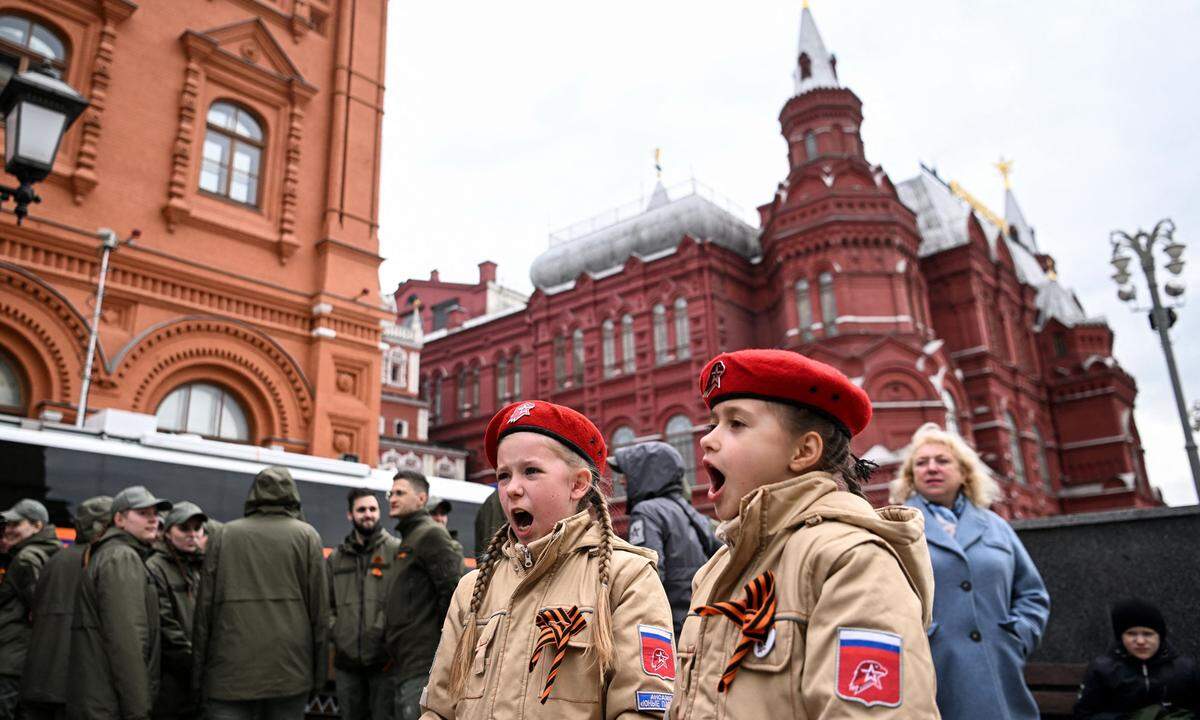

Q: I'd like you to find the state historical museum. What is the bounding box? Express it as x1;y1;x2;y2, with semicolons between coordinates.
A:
395;6;1159;518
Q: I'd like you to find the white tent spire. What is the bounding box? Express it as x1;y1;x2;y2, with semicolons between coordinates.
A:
793;3;840;96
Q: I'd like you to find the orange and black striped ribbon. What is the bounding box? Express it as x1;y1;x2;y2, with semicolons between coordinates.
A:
694;570;777;693
528;605;588;704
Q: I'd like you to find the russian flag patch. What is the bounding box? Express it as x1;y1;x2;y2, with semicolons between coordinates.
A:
638;625;676;680
835;628;902;707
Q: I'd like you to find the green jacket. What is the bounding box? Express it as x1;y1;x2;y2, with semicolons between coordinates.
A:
327;528;402;670
473;489;505;561
192;467;329;701
21;543;85;704
0;525;62;677
68;527;162;720
382;509;464;682
146;544;202;717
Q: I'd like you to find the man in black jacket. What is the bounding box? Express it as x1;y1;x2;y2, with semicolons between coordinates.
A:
382;471;463;720
611;441;718;638
1075;598;1200;719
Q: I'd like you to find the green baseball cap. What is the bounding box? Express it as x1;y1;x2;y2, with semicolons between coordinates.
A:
164;501;208;529
1;499;49;524
111;486;172;515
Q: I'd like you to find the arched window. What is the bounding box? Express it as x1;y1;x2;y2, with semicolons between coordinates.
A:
572;329;585;386
601;320;616;377
386;349;407;388
470;366;480;411
430;375;442;424
665;414;696;487
512;353;522;397
795;279;813;340
653;304;669;365
496;355;508;403
0;351;23;413
456;368;468;415
804;131;818;160
610;425;636;497
156;382;249;441
621;314;636;373
200;101;264;206
798;52;812;81
554;335;567;389
941;388;959;436
1033;426;1052;492
674;298;690;359
819;271;838;336
1005;411;1027;485
0;15;68;92
394;419;408;438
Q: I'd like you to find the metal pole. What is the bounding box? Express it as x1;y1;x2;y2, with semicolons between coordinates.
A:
76;229;119;428
1137;235;1200;498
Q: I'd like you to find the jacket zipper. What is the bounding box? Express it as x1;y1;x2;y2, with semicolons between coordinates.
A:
515;543;533;568
1142;663;1149;692
358;552;366;663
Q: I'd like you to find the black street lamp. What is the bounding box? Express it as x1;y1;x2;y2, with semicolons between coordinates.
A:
0;63;89;224
1110;219;1200;499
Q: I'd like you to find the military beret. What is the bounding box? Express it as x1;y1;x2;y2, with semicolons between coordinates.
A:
698;348;872;437
484;400;608;476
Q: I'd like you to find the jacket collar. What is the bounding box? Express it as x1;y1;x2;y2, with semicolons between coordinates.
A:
8;524;59;554
95;525;154;558
905;495;989;558
341;526;392;554
394;508;434;538
502;508;600;589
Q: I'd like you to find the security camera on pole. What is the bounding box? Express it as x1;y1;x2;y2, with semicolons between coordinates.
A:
1110;219;1200;498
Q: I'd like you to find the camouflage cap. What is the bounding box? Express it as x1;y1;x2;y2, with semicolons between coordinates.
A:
164;501;207;529
1;498;49;524
111;486;172;515
74;496;113;543
426;495;452;515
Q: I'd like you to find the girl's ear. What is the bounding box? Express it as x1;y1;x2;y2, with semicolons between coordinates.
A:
788;430;824;474
568;465;592;502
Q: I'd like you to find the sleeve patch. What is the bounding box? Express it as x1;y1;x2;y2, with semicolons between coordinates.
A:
629;518;645;545
636;690;673;712
639;624;676;680
835;627;902;708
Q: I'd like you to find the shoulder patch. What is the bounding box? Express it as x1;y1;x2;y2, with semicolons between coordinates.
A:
638;625;676;680
628;518;645;545
835;627;902;707
636;690;673;712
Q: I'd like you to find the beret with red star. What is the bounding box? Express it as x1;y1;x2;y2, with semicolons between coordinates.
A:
698;348;872;437
484;400;608;476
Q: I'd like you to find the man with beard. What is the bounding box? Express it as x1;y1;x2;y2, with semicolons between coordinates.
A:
327;489;401;719
146;502;207;720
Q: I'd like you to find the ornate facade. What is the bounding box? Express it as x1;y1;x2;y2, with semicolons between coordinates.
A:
0;0;387;460
396;6;1158;518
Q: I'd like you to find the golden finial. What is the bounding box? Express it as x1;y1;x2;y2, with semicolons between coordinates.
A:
654;148;663;180
803;0;810;9
994;157;1014;190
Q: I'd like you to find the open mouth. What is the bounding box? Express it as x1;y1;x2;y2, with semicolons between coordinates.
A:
704;461;726;494
511;508;534;532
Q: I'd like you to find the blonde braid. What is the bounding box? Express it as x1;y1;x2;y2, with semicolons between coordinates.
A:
449;522;509;696
587;488;616;682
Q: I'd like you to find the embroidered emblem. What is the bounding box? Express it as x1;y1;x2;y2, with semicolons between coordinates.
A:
371;568;383;578
635;691;673;712
835;628;902;707
694;570;776;692
703;360;726;399
507;401;536;424
529;606;588;703
638;625;676;681
628;518;645;545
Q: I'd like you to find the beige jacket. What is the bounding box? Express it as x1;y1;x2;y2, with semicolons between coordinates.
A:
670;473;940;719
421;508;676;720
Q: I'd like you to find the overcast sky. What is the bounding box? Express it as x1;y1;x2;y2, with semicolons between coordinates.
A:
377;1;1200;505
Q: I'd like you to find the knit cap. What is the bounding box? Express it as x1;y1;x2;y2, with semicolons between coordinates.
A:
1111;598;1167;640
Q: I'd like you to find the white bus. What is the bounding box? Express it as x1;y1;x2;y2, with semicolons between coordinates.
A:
0;409;492;554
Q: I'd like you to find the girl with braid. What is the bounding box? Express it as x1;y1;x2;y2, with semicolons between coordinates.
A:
669;349;941;719
420;400;676;719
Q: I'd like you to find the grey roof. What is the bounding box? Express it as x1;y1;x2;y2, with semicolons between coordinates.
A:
794;6;840;96
1005;188;1039;253
530;181;759;290
1035;279;1090;328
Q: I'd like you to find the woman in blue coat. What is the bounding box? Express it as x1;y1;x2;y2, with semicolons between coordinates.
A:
891;422;1051;720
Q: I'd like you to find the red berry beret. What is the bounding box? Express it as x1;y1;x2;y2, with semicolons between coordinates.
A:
484;400;608;476
698;349;872;437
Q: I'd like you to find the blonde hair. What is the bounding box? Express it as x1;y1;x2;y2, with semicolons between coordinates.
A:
889;422;1001;508
448;434;616;698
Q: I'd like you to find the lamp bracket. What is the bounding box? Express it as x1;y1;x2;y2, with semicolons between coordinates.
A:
0;181;41;225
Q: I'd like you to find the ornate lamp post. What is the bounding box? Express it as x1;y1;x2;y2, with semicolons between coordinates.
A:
0;63;89;223
1110;219;1200;497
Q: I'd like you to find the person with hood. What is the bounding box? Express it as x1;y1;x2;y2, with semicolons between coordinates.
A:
328;488;402;720
1075;599;1200;719
671;350;939;719
68;486;173;720
192;466;329;719
146;501;208;720
0;500;63;719
890;422;1050;720
21;496;112;720
611;440;718;638
382;470;463;720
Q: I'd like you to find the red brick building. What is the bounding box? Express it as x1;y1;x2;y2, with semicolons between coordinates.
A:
392;6;1158;517
0;0;388;461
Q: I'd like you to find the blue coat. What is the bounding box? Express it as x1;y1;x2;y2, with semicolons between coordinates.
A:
907;497;1051;720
